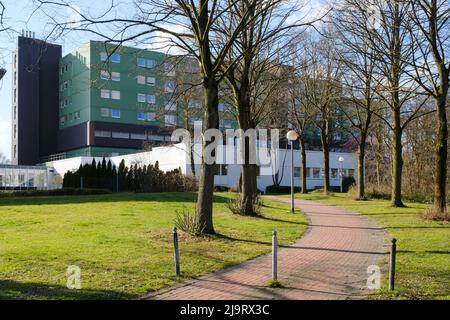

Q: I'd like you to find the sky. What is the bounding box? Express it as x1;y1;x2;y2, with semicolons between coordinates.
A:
0;0;328;161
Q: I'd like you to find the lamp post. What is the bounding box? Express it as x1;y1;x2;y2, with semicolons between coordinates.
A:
287;130;299;213
338;156;345;193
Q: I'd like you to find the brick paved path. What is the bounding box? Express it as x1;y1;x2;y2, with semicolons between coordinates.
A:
145;197;388;300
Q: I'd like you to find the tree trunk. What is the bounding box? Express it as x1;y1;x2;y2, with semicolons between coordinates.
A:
321;130;331;194
391;115;405;207
300;137;308;194
433;94;448;213
196;79;219;234
357;141;366;200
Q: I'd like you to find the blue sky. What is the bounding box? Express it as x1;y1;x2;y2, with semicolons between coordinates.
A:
0;0;328;160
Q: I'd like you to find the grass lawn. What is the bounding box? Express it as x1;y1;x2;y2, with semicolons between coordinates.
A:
288;192;450;300
0;192;307;300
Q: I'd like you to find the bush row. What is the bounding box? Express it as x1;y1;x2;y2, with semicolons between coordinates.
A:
0;188;112;198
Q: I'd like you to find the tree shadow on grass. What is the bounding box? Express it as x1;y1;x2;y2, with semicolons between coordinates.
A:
0;280;135;300
0;193;231;207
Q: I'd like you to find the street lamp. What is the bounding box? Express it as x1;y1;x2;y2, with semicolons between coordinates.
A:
338;156;345;193
287;130;299;213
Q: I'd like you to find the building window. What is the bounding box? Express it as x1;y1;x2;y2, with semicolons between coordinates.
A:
111;90;121;100
100;108;110;117
131;133;146;140
218;103;226;112
101;89;110;99
165;80;175;93
60;116;66;125
63;81;68;90
164;63;175;76
137;75;146;85
147;59;157;68
112;132;130;139
147;112;156;121
94;130;111;138
100;70;110;80
137;58;146;67
189;100;202;109
165;100;176;111
138;93;146;103
165;115;177;126
14;145;17;159
74;111;81;120
111;109;121;119
147;95;156;104
100;52;108;61
348;169;355;178
14;125;16;139
294;167;301;178
312;168;321;179
112;72;121;82
221;119;233;129
147;77;156;86
215;164;228;176
137;112;146;121
111;53;121;63
331;168;339;179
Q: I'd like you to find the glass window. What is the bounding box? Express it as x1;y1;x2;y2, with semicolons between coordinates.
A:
111;53;121;63
100;108;110;117
164;63;175;75
147;95;156;104
100;52;108;61
331;168;339;179
147;112;156;121
348;169;355;178
147;59;157;68
100;70;110;80
294;167;301;178
147;77;156;86
165;100;176;111
215;164;228;176
111;109;121;118
94;130;111;138
74;111;81;119
137;112;146;121
60;116;66;125
111;90;121;100
165;115;177;126
189;100;202;109
312;168;321;179
137;75;146;85
111;72;120;82
101;89;110;99
112;132;130;139
137;58;146;67
131;133;146;140
165;80;175;93
138;93;146;103
218;103;226;112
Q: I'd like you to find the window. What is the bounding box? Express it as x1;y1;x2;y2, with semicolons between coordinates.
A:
112;132;130;139
331;168;339;179
215;164;228;176
14;125;16;139
111;53;121;63
60;116;66;125
306;168;311;178
94;130;111;138
64;81;68;90
147;59;157;68
218;103;226;112
13;145;17;159
189;100;202;109
222;119;233;129
100;70;110;80
137;75;146;85
165;115;177;126
147;95;156;104
138;94;146;103
165;100;176;111
111;109;121;119
137;58;146;67
111;72;121;82
348;169;355;178
100;108;110;117
131;133;146;140
164;63;175;76
312;168;321;179
101;89;110;99
100;52;108;61
165;80;175;93
74;111;81;120
147;77;156;86
147;112;156;121
137;112;146;121
111;90;121;100
294;167;301;178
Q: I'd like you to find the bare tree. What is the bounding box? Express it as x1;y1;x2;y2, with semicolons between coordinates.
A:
35;0;282;234
407;0;449;216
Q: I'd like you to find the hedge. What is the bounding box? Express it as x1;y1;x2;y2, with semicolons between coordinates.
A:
0;188;112;198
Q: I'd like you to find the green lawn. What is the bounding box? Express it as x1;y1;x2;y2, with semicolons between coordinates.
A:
290;192;450;300
0;192;307;300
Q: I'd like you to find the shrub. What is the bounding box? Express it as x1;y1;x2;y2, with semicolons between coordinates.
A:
266;185;302;194
174;207;206;236
422;208;449;222
342;177;356;193
227;194;263;216
0;188;111;198
214;186;230;192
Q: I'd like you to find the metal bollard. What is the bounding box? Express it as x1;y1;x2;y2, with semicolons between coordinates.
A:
272;230;278;281
173;227;181;277
389;238;396;291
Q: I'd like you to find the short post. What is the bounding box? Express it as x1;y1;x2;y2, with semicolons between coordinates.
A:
272;230;278;281
80;177;84;190
389;238;397;291
173;227;181;277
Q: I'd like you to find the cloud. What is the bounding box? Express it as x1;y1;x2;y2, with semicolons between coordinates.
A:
0;120;11;160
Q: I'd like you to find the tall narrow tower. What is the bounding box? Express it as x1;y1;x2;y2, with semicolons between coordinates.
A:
11;34;62;165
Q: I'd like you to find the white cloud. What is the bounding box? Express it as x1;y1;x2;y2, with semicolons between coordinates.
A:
0;120;11;160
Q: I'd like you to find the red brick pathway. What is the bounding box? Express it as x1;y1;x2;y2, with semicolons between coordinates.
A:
145;197;388;300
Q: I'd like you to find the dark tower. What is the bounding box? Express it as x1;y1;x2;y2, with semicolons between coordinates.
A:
11;34;62;165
